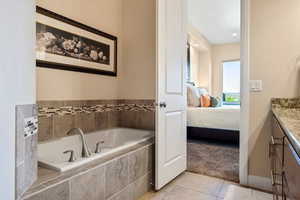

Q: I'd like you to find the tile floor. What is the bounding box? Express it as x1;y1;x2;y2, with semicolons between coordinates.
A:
139;172;273;200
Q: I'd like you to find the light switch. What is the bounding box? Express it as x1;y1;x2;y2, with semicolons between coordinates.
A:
250;80;263;92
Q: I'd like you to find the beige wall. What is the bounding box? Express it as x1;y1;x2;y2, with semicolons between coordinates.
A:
36;0;156;100
188;25;212;93
211;43;240;97
198;51;212;92
118;0;156;99
36;0;122;100
190;46;201;85
249;0;300;177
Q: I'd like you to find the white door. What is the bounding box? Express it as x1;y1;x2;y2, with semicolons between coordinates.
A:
155;0;187;190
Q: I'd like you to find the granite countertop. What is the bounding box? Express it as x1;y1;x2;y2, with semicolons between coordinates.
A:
271;98;300;157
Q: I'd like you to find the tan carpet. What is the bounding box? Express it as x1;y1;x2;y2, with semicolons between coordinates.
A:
187;139;239;182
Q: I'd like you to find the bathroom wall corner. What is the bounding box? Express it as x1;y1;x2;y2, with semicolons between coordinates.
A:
15;104;38;200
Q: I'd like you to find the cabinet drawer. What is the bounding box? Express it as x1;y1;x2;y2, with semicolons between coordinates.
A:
283;138;300;200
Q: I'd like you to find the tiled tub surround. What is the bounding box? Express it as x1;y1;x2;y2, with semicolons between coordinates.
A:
23;100;155;199
16;104;38;200
22;140;154;200
38;128;154;172
38;100;155;142
271;98;300;156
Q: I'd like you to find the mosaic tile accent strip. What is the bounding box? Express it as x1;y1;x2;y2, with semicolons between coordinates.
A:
38;102;155;117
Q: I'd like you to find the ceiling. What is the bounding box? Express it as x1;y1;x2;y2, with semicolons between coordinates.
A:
188;0;241;45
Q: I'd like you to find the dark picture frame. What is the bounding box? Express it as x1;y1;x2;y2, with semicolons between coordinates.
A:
36;6;118;76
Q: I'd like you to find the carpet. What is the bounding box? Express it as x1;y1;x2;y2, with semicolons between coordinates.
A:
187;139;239;182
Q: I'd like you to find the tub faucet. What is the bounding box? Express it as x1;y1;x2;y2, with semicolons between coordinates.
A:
67;128;91;158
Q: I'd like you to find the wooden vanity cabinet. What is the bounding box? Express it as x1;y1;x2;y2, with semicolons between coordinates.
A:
282;138;300;200
271;116;285;199
271;116;300;200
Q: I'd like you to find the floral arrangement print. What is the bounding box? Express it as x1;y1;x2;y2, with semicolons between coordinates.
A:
36;22;110;65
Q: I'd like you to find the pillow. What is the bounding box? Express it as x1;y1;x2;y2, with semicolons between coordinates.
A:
187;84;201;107
210;96;221;107
198;88;209;96
200;95;211;107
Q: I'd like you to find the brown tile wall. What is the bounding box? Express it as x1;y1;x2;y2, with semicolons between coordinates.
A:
38;99;155;142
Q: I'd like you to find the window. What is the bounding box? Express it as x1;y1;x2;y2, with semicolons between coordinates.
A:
222;60;240;105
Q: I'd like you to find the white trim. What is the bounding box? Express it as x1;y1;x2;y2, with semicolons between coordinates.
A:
248;176;272;192
239;0;250;185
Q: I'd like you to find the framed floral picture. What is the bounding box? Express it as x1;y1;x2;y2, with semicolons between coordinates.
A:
36;6;117;76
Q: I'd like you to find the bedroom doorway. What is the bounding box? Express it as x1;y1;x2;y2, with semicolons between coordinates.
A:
186;0;242;183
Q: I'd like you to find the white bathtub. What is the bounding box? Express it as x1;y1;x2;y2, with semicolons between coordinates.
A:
38;128;154;172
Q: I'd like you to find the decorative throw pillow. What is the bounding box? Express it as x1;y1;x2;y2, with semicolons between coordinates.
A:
187;84;200;107
200;95;211;107
211;96;221;107
198;87;209;96
187;84;201;107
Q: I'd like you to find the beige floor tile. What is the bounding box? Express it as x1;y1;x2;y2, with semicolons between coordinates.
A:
172;172;224;197
222;184;252;200
216;181;241;199
138;183;177;200
219;181;273;200
140;185;217;200
164;186;217;200
138;191;165;200
139;173;273;200
252;190;273;200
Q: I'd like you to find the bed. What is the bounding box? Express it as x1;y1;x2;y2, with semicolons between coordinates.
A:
187;105;240;130
187;105;240;143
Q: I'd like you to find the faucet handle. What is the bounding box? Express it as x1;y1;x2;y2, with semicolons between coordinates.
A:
63;150;76;162
95;141;105;153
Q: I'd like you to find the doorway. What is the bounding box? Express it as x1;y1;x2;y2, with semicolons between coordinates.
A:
155;0;250;189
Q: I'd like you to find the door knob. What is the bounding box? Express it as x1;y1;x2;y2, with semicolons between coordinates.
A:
159;102;167;108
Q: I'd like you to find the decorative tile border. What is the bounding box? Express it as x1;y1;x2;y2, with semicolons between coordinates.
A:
38;101;155;117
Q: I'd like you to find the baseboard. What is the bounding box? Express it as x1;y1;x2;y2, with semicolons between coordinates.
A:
248;175;272;192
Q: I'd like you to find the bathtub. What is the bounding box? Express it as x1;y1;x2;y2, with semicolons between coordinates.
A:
38;128;154;172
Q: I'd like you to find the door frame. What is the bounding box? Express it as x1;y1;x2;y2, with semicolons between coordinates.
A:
155;0;250;186
239;0;250;185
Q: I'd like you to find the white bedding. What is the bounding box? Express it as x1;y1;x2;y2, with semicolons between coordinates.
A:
187;105;240;131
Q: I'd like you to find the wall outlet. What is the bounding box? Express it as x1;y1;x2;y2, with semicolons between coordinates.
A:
24;116;38;138
250;80;263;92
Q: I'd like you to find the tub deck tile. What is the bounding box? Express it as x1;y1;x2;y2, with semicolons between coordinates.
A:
105;156;129;199
128;147;148;183
22;139;154;200
70;165;105;200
